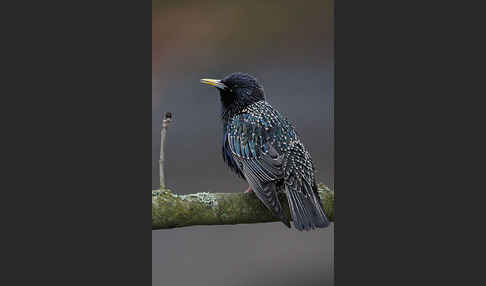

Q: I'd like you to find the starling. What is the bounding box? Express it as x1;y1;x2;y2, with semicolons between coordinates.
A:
200;73;330;230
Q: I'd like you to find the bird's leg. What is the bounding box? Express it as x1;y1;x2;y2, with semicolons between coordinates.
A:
244;186;253;193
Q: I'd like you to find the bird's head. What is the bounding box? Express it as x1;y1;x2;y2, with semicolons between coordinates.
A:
200;73;265;119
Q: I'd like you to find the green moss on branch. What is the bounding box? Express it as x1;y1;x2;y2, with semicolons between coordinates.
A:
152;184;334;230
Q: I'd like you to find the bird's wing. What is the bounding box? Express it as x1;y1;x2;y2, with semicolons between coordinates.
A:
230;101;329;230
227;112;290;226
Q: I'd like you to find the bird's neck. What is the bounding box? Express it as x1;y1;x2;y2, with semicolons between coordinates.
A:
220;98;244;124
219;89;265;122
221;103;240;123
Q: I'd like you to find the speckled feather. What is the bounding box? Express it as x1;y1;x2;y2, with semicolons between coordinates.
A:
203;72;329;230
224;100;330;230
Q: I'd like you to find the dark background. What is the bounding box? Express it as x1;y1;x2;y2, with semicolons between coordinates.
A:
152;0;334;285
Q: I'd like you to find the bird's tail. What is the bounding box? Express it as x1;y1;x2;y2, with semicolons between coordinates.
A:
285;182;330;231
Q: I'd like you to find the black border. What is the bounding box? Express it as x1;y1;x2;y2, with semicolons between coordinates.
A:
5;0;153;285
335;1;477;285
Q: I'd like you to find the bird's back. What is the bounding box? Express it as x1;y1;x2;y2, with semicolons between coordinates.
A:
224;100;330;230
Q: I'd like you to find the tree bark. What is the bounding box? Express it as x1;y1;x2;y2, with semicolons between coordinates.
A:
152;184;334;230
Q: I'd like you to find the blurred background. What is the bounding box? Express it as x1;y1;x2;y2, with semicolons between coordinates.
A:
152;0;334;285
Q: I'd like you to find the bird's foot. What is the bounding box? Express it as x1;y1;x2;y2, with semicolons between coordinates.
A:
244;187;253;193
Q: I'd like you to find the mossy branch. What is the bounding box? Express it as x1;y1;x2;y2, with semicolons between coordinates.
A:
152;184;334;230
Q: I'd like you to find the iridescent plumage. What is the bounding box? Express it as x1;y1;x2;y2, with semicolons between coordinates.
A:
201;73;330;230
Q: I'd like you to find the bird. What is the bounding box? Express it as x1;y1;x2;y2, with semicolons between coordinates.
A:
200;72;330;231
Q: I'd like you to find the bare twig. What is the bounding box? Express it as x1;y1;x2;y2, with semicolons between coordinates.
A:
159;112;172;190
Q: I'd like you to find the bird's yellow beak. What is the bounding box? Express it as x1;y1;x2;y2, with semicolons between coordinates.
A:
200;78;227;89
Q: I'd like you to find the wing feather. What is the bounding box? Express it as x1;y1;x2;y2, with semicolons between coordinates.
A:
228;112;290;227
226;101;330;230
